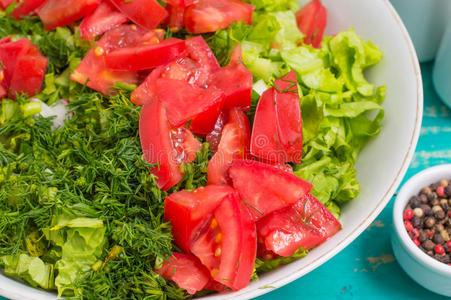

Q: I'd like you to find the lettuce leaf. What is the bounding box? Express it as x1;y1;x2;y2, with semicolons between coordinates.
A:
1;254;54;290
245;0;299;12
42;214;106;296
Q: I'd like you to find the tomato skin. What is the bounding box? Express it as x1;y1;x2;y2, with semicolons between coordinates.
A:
0;38;33;86
0;0;14;9
185;36;220;78
10;0;46;19
70;49;139;95
293;193;342;239
0;38;47;99
184;0;254;34
207;108;251;185
79;1;128;40
190;193;256;290
228;160;313;221
9;54;47;99
37;0;102;31
163;0;198;8
257;206;324;257
104;38;187;71
155;78;224;128
274;71;303;163
110;0;168;30
210;62;253;110
250;71;302;164
165;185;237;253
156;253;210;295
189;98;224;135
295;0;327;48
165;4;185;32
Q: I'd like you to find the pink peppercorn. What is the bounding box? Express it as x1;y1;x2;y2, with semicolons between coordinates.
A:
434;244;445;255
411;228;420;239
413;239;420;247
447;241;451;248
403;209;414;220
437;185;445;197
405;220;413;231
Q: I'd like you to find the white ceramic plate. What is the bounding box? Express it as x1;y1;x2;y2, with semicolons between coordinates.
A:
0;0;422;299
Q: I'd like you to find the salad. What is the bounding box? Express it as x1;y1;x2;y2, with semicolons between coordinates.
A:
0;0;385;298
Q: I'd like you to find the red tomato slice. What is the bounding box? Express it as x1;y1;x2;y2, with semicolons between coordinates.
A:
165;185;236;253
274;70;303;163
155;78;224;128
104;38;187;71
185;35;220;79
293;193;342;239
189;99;224;135
130;57;199;106
257;206;324;257
70;49;139;95
79;1;128;40
206;111;227;152
0;0;14;9
165;4;185;32
10;0;46;19
250;71;302;164
0;38;33;86
36;0;101;31
139;100;201;190
228;160;313;221
207;108;250;185
210;63;253;110
163;0;198;8
190;194;256;290
155;253;210;295
295;0;327;48
110;0;168;30
204;279;229;292
0;37;12;44
184;0;254;34
209;45;253;110
0;84;6;100
96;24;159;53
9;54;47;99
250;88;283;163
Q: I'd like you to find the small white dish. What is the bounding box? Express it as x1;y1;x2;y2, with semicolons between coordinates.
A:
392;164;451;297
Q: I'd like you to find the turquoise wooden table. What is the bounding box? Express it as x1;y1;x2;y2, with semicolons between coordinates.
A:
0;62;450;300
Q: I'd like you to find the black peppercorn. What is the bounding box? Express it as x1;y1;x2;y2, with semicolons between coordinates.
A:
411;216;422;228
445;185;451;196
433;233;445;244
423;239;435;251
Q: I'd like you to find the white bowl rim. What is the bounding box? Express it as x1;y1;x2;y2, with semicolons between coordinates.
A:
393;164;451;276
0;0;424;299
214;0;424;298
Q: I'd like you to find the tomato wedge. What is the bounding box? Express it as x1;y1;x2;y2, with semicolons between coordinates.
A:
257;206;324;257
0;38;47;99
139;100;201;190
36;0;101;31
165;4;185;32
163;0;198;7
70;48;139;95
206;111;227;152
209;45;253;110
295;0;327;48
190;194;256;290
207;108;250;185
110;0;168;30
104;38;187;71
293;193;342;239
9;54;47;99
79;1;128;40
0;0;14;9
228;160;312;221
154;78;224;128
165;185;236;253
250;71;303;164
10;0;46;19
185;36;221;80
156;253;210;295
184;0;254;34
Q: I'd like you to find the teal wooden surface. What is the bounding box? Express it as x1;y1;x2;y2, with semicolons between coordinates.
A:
1;62;450;300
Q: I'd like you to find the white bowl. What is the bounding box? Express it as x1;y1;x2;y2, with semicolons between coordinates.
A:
0;0;423;299
392;164;451;297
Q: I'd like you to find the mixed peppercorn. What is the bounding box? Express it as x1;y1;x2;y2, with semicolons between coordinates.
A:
403;179;451;264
